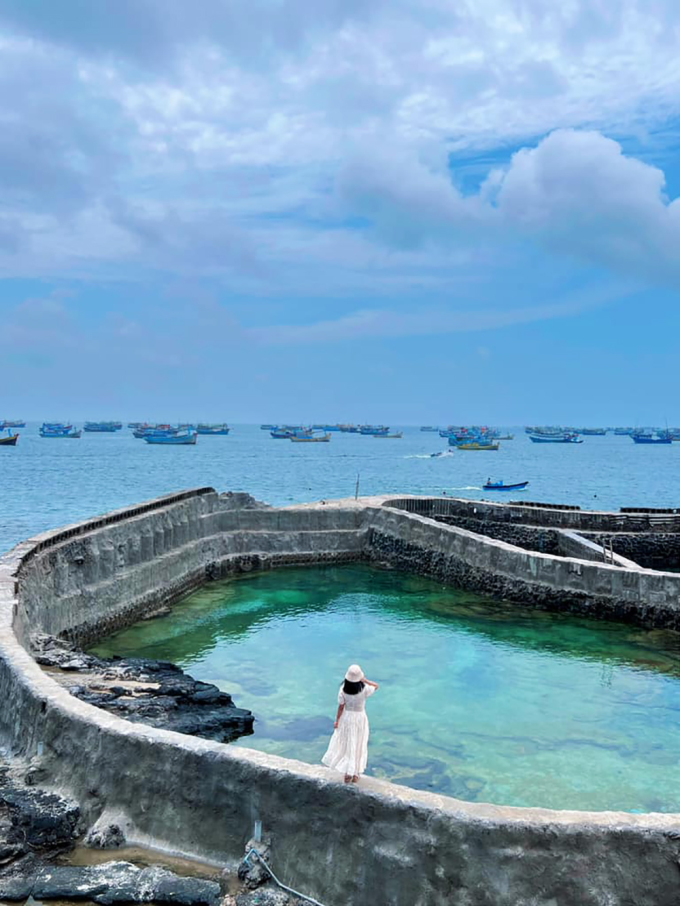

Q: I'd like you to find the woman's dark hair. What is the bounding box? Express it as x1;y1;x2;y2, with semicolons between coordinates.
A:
343;679;365;695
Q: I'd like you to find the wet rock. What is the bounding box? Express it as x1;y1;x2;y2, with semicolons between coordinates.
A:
0;861;222;905
238;838;272;890
84;822;126;849
32;636;254;744
0;786;80;853
235;887;292;906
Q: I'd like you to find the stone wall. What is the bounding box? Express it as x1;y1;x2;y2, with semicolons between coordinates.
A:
3;491;680;905
584;531;680;570
430;514;560;554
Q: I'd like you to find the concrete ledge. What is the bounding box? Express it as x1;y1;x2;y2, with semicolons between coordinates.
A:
2;490;680;905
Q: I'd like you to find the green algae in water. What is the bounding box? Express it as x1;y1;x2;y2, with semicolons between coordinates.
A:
91;565;680;812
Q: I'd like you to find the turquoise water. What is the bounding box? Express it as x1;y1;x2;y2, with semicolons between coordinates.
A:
91;565;680;812
3;424;680;554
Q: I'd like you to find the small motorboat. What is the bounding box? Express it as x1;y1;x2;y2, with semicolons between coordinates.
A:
372;432;403;439
0;431;18;446
483;479;529;491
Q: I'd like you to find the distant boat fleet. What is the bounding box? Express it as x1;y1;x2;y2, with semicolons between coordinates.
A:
262;424;403;441
3;421;680;454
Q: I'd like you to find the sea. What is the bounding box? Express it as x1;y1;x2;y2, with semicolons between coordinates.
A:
2;424;680;554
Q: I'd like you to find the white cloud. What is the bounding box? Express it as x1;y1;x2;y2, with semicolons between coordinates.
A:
0;0;679;329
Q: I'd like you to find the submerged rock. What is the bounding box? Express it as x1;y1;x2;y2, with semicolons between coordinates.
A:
32;635;254;744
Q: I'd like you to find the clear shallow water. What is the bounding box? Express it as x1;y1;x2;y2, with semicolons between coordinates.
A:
91;565;680;812
3;424;680;554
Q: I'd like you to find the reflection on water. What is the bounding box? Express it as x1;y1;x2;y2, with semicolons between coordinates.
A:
91;565;680;812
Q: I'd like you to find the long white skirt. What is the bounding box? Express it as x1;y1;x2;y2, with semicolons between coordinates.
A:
322;710;370;776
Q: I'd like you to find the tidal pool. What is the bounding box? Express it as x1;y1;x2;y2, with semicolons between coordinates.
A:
91;564;680;812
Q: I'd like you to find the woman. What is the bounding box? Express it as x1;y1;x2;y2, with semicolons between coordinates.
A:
322;664;379;784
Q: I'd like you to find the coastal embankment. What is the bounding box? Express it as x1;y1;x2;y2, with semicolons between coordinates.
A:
2;489;680;905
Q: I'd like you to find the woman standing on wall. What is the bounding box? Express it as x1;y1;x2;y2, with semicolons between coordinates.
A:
322;664;379;784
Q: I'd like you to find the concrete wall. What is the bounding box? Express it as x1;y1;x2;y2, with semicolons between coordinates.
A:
556;530;642;569
368;504;680;628
386;495;680;533
2;491;680;905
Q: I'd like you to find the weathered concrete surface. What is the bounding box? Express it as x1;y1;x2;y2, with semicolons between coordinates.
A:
2;490;680;905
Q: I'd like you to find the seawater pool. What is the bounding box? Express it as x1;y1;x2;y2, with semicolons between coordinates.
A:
91;565;680;812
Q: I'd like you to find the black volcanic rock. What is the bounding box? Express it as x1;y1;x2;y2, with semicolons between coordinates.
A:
32;635;255;744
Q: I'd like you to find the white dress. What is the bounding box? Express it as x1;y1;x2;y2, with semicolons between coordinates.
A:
322;684;376;777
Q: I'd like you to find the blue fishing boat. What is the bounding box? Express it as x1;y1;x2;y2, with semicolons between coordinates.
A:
84;421;122;432
483;479;529;491
1;420;25;429
144;430;197;445
39;423;81;438
133;424;178;438
631;433;672;444
359;425;390;436
529;433;582;444
197;424;231;435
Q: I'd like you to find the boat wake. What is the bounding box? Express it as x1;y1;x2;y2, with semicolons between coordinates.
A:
406;451;455;459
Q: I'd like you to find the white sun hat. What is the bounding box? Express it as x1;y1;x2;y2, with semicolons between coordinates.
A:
345;664;364;682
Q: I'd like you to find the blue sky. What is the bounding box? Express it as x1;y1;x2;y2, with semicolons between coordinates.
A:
1;0;680;424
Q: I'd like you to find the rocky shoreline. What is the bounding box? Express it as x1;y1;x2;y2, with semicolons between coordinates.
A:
0;637;313;903
33;634;255;744
0;752;309;905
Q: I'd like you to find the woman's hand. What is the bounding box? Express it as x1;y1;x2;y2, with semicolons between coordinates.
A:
334;720;339;729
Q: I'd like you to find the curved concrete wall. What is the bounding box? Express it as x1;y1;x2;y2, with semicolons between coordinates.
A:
2;490;680;905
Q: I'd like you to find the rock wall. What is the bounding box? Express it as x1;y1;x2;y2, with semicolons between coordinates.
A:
431;514;560;553
585;531;680;570
2;491;680;905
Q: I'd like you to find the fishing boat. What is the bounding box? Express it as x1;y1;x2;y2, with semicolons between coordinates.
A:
144;430;197;445
271;426;310;439
372;432;403;439
196;424;231;435
290;432;331;443
39;423;81;438
84;421;122;432
631;433;672;445
528;433;582;444
0;420;25;429
359;425;390;436
133;425;178;438
420;426;439;432
580;428;607;436
496;434;515;441
483;479;529;491
457;441;499;451
0;431;18;446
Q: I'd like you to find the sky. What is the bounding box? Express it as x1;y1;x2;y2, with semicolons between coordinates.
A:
2;0;680;424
